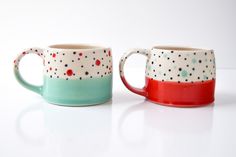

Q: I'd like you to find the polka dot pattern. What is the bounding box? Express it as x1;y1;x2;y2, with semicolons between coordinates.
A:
119;48;150;76
14;47;113;80
44;48;112;80
145;49;215;82
119;48;216;83
14;47;44;71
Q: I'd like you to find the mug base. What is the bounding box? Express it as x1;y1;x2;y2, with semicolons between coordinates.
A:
146;98;214;108
44;97;112;107
42;75;112;107
145;77;215;107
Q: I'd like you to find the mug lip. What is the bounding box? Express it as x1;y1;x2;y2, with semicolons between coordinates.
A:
47;43;110;51
152;45;213;52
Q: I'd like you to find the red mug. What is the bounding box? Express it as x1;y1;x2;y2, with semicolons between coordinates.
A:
119;46;216;107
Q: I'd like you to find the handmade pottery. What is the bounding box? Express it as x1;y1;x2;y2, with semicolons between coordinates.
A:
119;46;216;107
14;44;113;106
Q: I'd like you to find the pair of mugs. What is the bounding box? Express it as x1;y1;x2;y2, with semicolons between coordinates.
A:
14;44;216;107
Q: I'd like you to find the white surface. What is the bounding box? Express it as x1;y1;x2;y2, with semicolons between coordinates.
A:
1;69;236;157
0;0;236;69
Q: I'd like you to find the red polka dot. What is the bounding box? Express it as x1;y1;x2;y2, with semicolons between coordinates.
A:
108;51;111;56
14;60;16;63
49;67;52;71
66;69;73;76
52;53;56;58
95;59;101;66
79;53;83;56
22;52;26;55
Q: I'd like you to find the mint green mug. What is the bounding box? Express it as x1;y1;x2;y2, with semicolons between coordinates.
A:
14;44;113;106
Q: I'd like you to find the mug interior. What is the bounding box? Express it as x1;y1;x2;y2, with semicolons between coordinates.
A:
153;46;209;51
49;44;103;50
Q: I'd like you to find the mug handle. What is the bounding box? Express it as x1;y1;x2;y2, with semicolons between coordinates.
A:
13;48;44;95
119;49;149;97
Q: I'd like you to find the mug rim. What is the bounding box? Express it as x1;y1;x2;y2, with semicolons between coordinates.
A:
47;43;110;51
152;45;213;52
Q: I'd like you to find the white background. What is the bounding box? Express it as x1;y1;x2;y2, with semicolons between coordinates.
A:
1;0;236;157
1;0;236;71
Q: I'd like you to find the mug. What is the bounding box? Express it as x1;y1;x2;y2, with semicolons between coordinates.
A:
119;46;216;107
14;44;113;106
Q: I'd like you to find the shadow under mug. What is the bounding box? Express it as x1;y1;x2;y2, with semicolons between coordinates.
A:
14;44;113;106
119;46;216;107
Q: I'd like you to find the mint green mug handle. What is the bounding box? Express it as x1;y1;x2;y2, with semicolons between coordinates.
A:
13;48;44;95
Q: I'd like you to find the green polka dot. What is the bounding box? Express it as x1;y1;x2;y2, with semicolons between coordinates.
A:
192;58;197;64
203;75;208;80
181;70;188;77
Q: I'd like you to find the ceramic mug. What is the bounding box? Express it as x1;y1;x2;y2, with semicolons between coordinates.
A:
119;46;216;107
14;44;113;106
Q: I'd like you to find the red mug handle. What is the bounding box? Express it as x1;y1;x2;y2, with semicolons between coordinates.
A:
119;49;149;97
